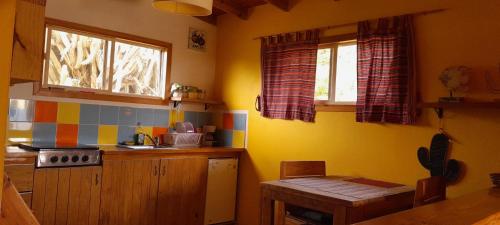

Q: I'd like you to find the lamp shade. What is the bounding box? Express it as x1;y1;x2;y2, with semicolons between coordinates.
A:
152;0;213;16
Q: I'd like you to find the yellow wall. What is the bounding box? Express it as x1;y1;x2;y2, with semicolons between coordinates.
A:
215;0;500;224
0;0;16;205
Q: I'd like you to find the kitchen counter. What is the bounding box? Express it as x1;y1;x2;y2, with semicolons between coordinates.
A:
5;145;245;160
5;146;38;158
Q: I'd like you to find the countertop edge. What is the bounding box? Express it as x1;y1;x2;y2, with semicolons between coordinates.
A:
5;146;246;159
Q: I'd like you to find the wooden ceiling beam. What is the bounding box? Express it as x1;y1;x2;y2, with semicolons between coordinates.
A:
265;0;291;11
213;0;249;19
195;15;217;25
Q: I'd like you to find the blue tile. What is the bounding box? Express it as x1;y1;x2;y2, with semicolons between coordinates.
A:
223;129;233;147
80;104;100;125
9;99;33;122
117;126;136;143
137;108;155;126
198;112;212;127
154;109;169;128
119;107;137;126
100;106;119;125
78;125;98;145
33;123;56;144
234;113;247;131
184;111;199;128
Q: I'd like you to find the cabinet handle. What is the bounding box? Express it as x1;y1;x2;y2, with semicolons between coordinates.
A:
161;166;166;176
95;174;99;185
153;166;158;176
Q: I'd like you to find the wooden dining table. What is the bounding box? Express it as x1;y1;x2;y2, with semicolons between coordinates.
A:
354;187;500;225
260;176;416;225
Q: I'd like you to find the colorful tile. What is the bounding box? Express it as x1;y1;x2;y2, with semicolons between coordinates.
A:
232;130;246;148
233;113;247;131
119;107;137;126
155;109;170;128
7;122;33;142
100;106;119;125
78;125;98;145
118;126;136;143
33;122;56;144
198;112;212;127
223;129;233;147
34;101;58;123
184;111;199;128
80;104;100;125
56;124;79;146
9;99;33;122
152;127;168;138
136;126;153;145
223;113;234;130
212;112;224;129
98;125;118;145
57;102;80;124
137;108;155;126
169;110;184;128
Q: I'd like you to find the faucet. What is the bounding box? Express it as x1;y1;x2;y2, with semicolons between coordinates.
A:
138;133;160;147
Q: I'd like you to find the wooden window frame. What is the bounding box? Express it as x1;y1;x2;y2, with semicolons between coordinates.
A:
315;33;357;112
34;18;173;105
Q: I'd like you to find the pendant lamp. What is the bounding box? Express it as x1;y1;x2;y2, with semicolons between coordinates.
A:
152;0;213;16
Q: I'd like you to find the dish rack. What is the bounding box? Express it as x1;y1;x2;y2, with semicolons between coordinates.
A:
164;133;203;147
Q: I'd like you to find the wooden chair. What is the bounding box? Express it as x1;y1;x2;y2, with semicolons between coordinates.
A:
414;176;447;207
280;161;326;180
276;161;328;225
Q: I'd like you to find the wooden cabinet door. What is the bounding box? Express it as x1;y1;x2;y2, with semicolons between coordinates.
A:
156;157;209;225
11;0;45;83
99;159;160;225
32;166;102;225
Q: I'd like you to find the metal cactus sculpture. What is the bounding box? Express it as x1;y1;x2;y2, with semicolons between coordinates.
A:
417;133;461;183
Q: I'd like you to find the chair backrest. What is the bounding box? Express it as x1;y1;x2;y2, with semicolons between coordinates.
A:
414;176;447;207
280;161;326;179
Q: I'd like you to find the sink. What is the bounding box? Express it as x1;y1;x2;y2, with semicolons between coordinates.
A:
117;145;178;150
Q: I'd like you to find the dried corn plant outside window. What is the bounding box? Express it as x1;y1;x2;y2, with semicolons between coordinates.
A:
43;26;169;100
112;41;163;97
47;30;107;90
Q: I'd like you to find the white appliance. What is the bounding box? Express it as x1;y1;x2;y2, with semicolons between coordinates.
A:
204;158;239;225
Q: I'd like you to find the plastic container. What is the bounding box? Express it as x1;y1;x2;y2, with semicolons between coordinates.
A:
164;133;203;147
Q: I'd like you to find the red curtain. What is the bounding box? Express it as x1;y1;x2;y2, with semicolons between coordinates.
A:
259;30;319;122
356;15;417;124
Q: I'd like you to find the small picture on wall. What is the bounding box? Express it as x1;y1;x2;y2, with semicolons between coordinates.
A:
188;28;207;51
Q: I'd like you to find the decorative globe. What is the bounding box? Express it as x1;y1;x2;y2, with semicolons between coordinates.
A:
439;66;471;94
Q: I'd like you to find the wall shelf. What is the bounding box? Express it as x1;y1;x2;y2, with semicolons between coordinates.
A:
418;101;500;118
170;98;224;110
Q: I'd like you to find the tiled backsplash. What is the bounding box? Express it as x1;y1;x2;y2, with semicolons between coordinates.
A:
8;99;248;148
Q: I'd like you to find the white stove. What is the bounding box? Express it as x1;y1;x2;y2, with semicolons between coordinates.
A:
19;143;101;168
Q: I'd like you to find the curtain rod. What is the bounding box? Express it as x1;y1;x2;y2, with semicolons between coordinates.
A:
252;8;447;40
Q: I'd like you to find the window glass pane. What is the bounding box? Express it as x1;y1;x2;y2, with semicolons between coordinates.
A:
335;42;357;102
112;41;163;98
47;29;107;90
314;48;331;101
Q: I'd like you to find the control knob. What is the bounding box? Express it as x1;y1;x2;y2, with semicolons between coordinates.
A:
50;156;58;163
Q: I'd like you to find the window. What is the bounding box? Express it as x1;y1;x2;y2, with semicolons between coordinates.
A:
40;19;171;104
314;40;357;105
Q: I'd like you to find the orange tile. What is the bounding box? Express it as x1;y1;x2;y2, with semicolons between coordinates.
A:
34;101;58;122
153;127;168;145
153;127;168;137
56;124;78;146
223;113;234;129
